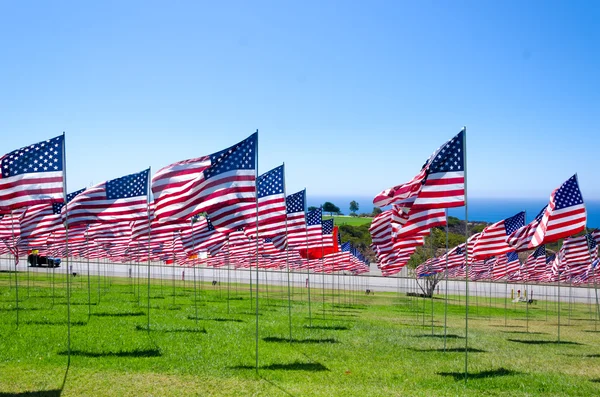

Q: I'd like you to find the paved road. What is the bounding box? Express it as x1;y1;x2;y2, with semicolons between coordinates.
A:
2;256;599;304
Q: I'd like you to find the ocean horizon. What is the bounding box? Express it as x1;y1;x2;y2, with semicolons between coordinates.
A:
309;196;600;229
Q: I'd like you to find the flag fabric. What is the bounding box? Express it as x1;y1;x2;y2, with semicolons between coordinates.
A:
522;245;546;281
20;188;85;243
245;164;286;239
66;169;149;226
492;251;520;280
0;135;65;211
151;133;257;232
507;206;546;252
530;175;587;248
304;208;324;249
473;211;525;259
373;168;427;208
411;129;465;210
393;208;446;240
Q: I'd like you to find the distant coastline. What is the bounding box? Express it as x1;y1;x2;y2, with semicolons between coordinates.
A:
308;196;600;229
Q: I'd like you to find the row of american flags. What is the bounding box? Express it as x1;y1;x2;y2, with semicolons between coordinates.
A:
370;128;597;284
0;133;368;274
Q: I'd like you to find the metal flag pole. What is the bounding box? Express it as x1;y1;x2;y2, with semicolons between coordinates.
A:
462;126;470;382
304;190;312;327
444;209;449;351
254;129;260;374
61;131;72;365
282;163;293;340
85;226;91;319
10;210;19;327
191;219;199;326
146;170;152;332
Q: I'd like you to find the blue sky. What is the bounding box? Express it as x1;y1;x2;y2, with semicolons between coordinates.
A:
1;1;598;202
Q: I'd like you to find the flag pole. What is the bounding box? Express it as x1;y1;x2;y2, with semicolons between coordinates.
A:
282;163;293;340
85;226;91;319
254;129;260;374
10;210;19;328
61;131;72;365
462;126;469;382
304;190;312;327
443;209;449;351
146;168;152;332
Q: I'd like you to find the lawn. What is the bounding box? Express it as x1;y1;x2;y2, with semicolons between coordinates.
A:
1;269;600;396
325;216;373;227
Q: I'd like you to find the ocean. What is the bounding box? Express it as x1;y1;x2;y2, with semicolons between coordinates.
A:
308;196;600;228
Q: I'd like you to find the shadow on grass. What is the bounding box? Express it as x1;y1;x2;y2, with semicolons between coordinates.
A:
24;320;87;326
0;390;62;396
583;330;600;333
0;307;45;312
563;353;600;358
438;367;518;380
58;348;161;358
68;302;97;306
230;361;329;372
409;347;487;353
263;336;338;344
187;315;244;323
307;317;355;323
500;331;546;335
591;378;600;383
135;325;206;333
315;313;357;318
489;325;524;328
414;334;464;339
507;339;583;345
303;325;350;331
92;311;145;317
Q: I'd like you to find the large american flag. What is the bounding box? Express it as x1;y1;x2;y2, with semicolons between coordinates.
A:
394;208;446;240
373;168;427;208
411;129;465;210
473;211;525;259
151;133;257;233
66;169;150;226
304;208;324;249
245;164;286;239
530;175;587;248
0;135;65;211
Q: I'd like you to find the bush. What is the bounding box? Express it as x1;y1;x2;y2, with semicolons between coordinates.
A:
349;212;358;217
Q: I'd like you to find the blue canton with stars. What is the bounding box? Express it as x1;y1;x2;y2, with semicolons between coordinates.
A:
341;241;351;252
1;135;64;178
425;129;464;175
286;190;305;214
53;188;86;214
257;165;284;198
105;169;149;200
506;251;519;262
546;254;555;264
306;208;322;226
533;245;546;258
504;211;526;235
204;133;257;180
586;233;597;251
322;219;334;234
554;175;584;210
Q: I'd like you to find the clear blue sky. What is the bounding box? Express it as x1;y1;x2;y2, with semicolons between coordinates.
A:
1;1;598;201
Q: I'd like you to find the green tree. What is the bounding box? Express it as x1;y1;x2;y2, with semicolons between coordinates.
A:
371;207;383;217
349;200;359;213
322;202;340;217
307;206;318;212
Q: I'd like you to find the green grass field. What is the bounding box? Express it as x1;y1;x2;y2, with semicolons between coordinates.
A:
2;270;600;396
326;216;373;226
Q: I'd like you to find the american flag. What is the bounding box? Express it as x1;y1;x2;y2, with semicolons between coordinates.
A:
20;188;85;244
321;218;334;249
0;135;65;211
492;251;520;280
151;133;257;233
66;169;150;226
373;168;427;208
274;189;306;249
304;208;324;249
245;164;286;239
411;129;465;210
530;175;587;248
394;208;446;240
522;245;547;281
473;211;525;259
181;216;227;256
507;206;546;252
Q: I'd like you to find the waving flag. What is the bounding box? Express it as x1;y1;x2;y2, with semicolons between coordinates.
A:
245;164;286;239
373;168;427;208
281;189;307;249
474;211;525;259
530;175;587;248
66;169;150;226
20;188;85;243
0;135;65;211
411;129;465;210
151;133;257;232
393;208;446;240
522;245;547;281
492;251;520;280
507;206;546;252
